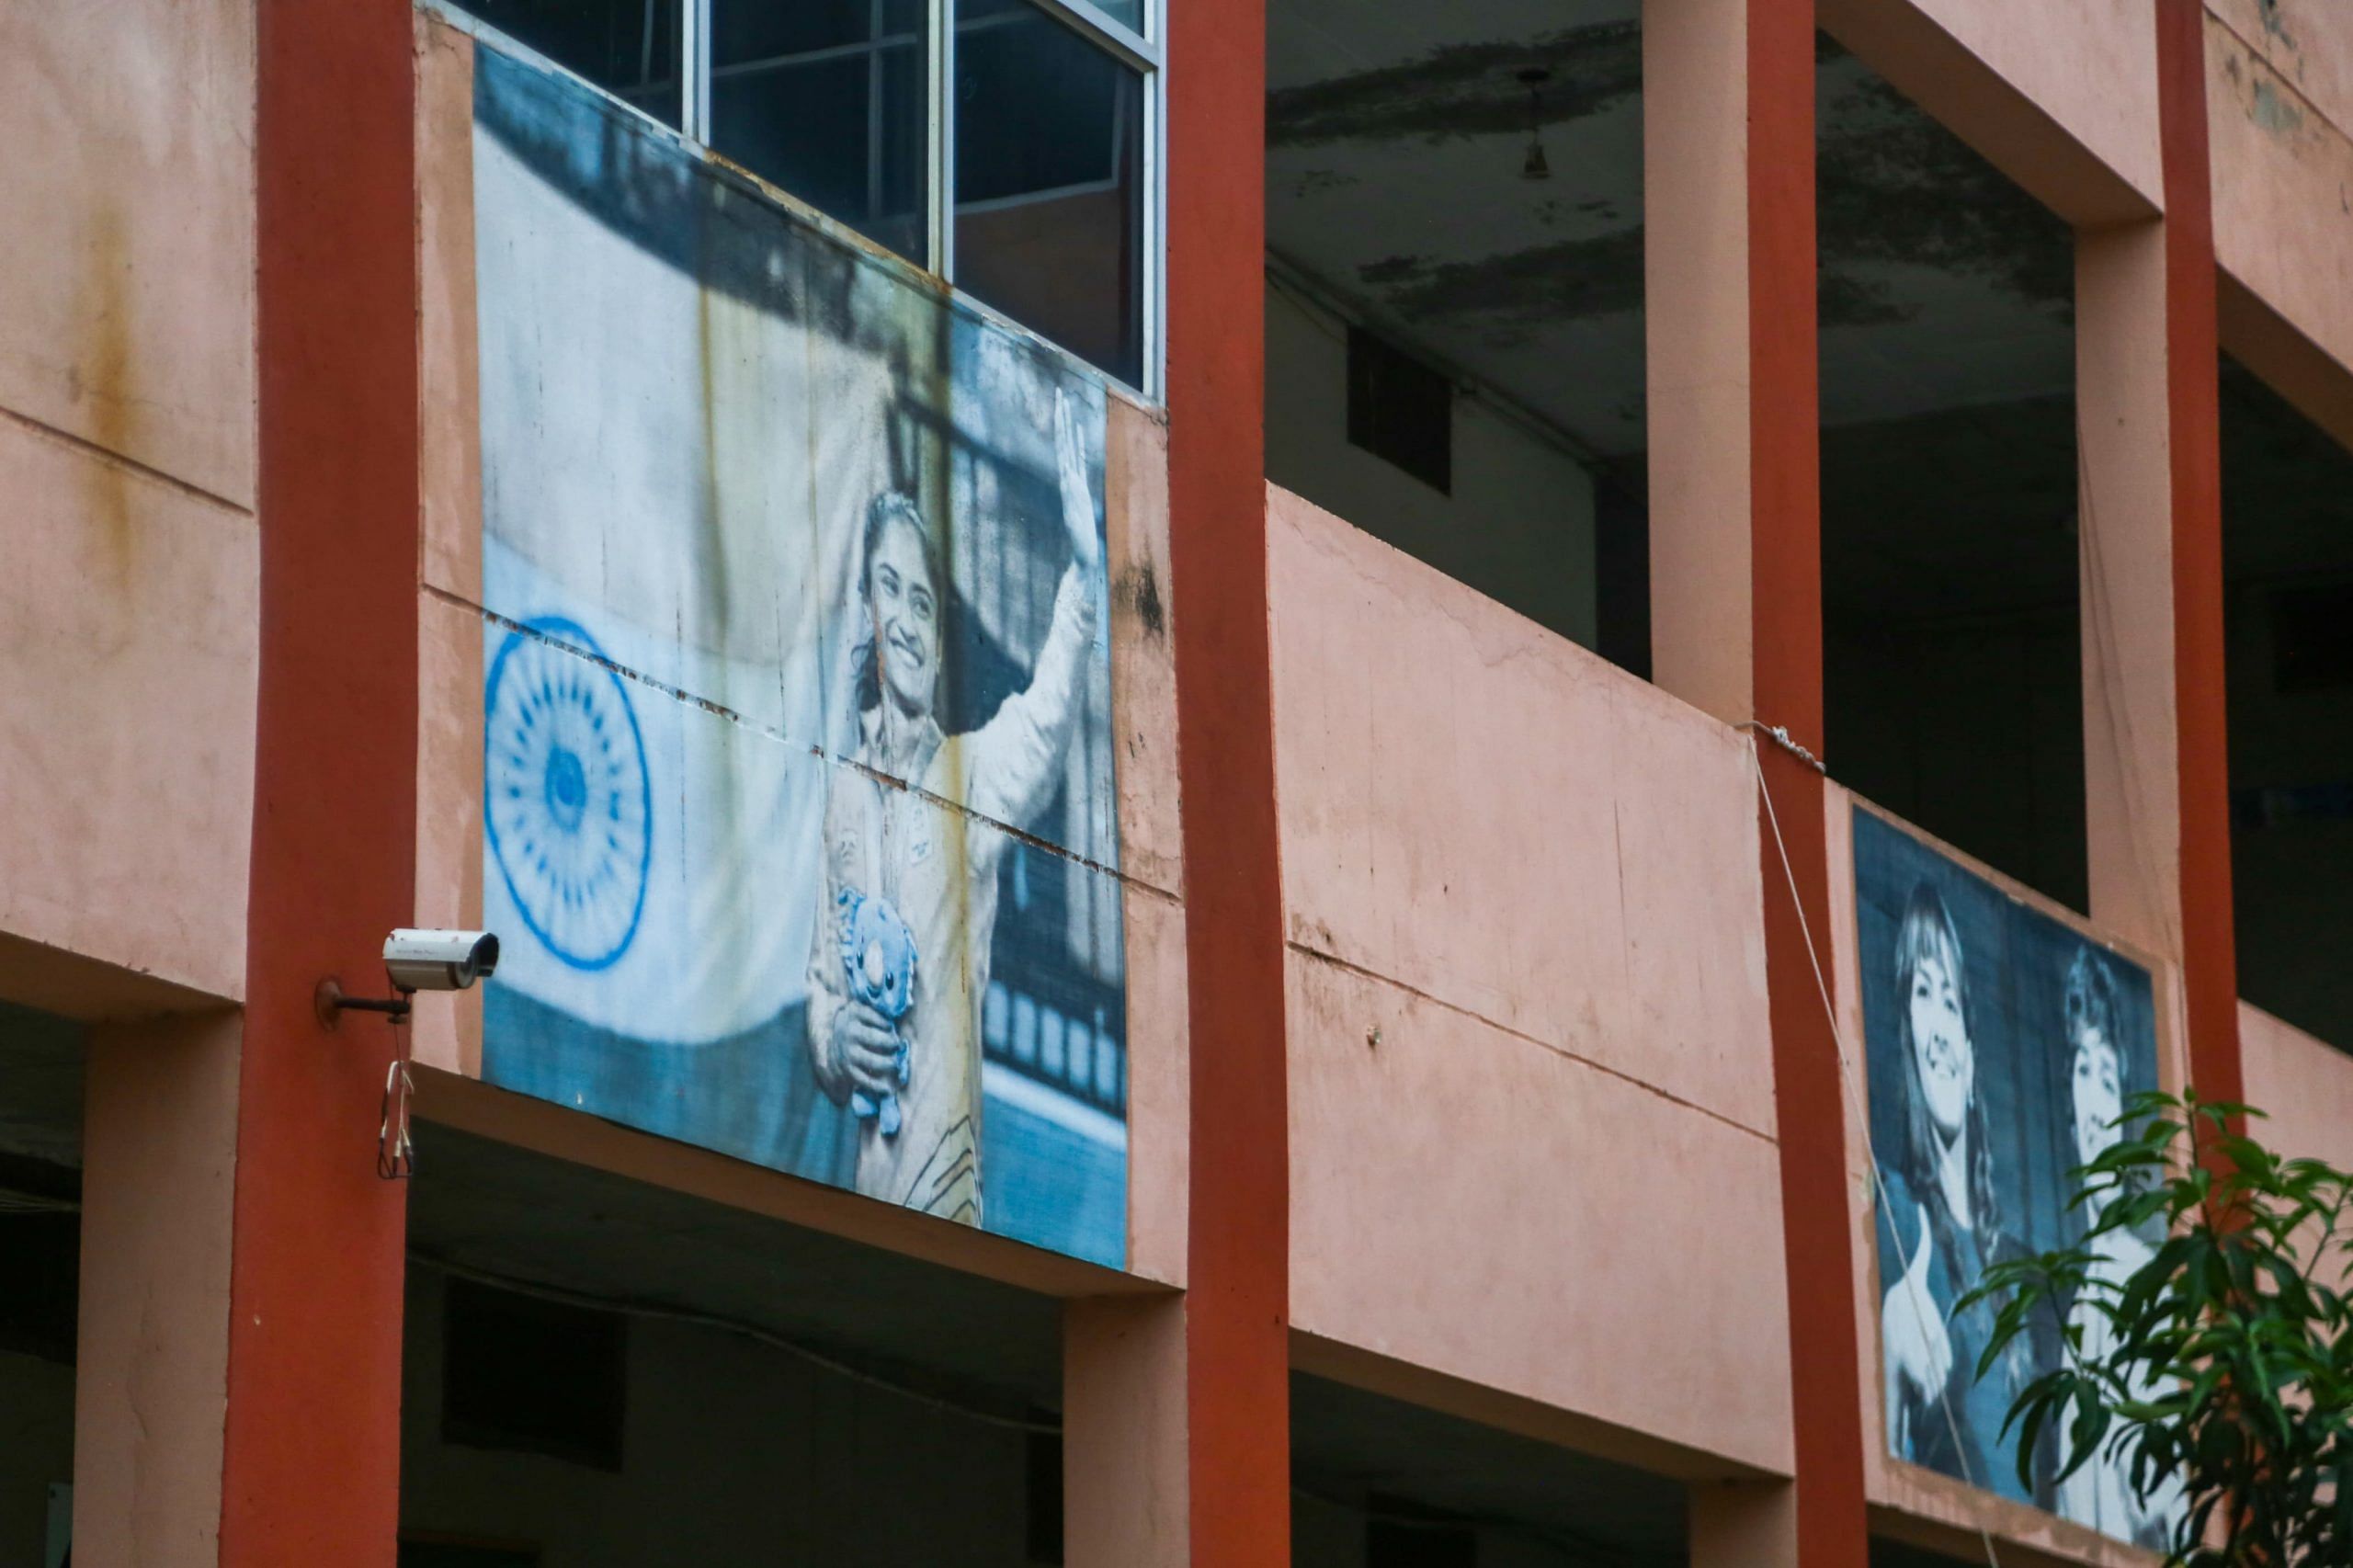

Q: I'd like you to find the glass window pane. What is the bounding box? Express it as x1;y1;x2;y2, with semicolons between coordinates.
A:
710;0;930;262
965;0;1143;37
462;0;683;126
954;0;1146;386
1074;0;1144;38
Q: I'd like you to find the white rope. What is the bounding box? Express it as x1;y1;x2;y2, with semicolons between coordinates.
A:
1738;718;1827;776
1748;736;2006;1568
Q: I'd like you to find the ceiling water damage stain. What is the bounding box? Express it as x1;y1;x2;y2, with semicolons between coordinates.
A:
1271;30;2073;341
1356;255;1426;287
1353;226;1931;337
1290;169;1360;199
1267;21;1641;148
1815;55;2075;323
1351;229;1645;340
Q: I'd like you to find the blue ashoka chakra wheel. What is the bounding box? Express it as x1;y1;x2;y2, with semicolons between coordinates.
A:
484;619;653;971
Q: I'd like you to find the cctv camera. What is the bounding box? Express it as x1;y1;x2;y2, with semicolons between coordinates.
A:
383;929;500;994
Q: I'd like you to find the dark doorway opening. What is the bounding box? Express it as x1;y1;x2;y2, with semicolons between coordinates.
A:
2222;356;2353;1051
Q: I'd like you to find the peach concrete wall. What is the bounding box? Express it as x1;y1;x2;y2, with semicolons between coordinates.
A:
1269;484;1790;1474
74;1012;241;1567
0;0;256;509
0;0;257;1011
2208;13;2353;407
2211;0;2353;147
2241;1002;2353;1171
0;417;256;1009
1921;0;2163;206
2078;220;2187;968
1643;0;1756;725
1103;392;1188;1283
1270;487;1777;1137
412;16;488;1078
1064;1295;1189;1567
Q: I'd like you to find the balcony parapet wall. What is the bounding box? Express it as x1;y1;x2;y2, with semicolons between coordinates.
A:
1268;483;1791;1478
0;0;259;1015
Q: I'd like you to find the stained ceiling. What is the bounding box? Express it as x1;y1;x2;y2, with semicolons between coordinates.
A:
1268;1;2353;628
1267;2;2076;464
1268;0;1651;451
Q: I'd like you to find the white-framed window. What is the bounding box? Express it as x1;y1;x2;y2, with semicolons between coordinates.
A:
449;0;1162;395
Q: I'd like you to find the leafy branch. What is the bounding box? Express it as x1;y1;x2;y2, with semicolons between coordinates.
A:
1961;1091;2353;1565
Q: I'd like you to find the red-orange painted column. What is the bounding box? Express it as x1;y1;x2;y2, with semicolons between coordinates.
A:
1749;3;1869;1563
1165;0;1288;1557
226;2;420;1562
2155;0;2243;1112
1647;0;1857;1548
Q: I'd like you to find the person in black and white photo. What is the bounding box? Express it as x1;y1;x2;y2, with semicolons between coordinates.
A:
805;389;1104;1226
2052;947;2186;1548
1875;879;2057;1507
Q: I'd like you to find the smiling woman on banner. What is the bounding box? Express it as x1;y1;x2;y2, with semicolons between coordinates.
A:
805;388;1103;1225
1876;881;2056;1506
2053;949;2187;1547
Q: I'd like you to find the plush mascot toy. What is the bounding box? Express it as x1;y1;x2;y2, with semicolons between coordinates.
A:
836;887;916;1136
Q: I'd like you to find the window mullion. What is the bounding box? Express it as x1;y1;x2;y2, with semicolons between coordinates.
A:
682;0;711;142
929;0;955;279
1144;38;1162;398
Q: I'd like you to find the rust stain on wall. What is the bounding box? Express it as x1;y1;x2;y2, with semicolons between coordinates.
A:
73;206;139;636
1350;229;1645;347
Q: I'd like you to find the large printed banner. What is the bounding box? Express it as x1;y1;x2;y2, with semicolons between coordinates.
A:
1857;807;2181;1546
472;42;1128;1267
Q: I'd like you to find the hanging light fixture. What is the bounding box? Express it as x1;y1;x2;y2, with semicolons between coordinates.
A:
1518;67;1552;180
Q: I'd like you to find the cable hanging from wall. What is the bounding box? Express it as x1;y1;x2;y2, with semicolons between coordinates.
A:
1746;732;2007;1568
